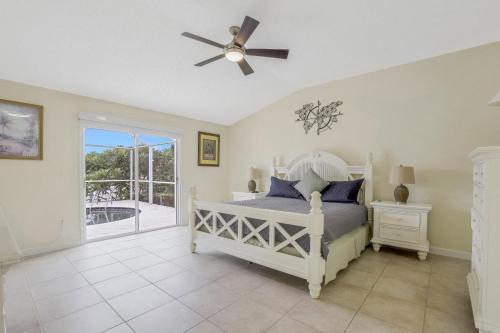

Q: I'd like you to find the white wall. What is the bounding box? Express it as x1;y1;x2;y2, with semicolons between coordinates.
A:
228;42;500;253
0;80;230;257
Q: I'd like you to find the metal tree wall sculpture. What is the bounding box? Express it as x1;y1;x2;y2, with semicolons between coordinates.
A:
295;100;343;135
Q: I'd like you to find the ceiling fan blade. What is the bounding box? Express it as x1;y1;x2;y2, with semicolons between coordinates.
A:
237;58;254;76
234;16;259;46
246;48;289;59
181;32;225;49
195;54;225;66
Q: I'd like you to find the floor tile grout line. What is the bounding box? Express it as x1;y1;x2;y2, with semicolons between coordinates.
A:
26;270;46;333
118;293;177;324
72;240;188;327
32;283;93;303
262;291;309;332
186;319;227;333
98;284;144;329
175;279;243;320
38;301;108;328
152;272;210;299
171;262;259;324
421;259;433;333
102;321;137;333
342;256;389;332
86;239;193;326
79;266;132;285
3;259;46;332
203;319;228;333
2;231;184;304
350;251;434;332
63;254;142;328
40;259;105;326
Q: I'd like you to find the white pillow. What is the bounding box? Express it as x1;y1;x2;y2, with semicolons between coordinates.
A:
293;169;329;201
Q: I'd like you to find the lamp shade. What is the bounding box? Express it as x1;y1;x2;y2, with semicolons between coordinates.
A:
249;167;261;180
390;166;415;185
489;90;500;106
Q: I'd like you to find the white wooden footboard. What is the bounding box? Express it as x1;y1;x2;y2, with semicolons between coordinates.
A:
188;187;325;298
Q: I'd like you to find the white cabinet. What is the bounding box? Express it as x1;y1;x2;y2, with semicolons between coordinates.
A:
232;192;267;201
468;147;500;333
371;201;432;260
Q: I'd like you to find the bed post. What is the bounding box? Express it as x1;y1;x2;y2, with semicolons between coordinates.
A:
308;191;325;298
188;186;197;253
365;152;374;221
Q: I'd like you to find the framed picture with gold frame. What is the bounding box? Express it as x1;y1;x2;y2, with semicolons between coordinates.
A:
0;99;43;160
198;131;220;167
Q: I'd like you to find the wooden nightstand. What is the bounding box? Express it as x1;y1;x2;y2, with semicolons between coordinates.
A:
371;201;432;260
232;191;267;201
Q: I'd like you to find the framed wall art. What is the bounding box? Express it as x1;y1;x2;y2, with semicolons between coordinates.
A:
198;131;220;166
0;99;43;160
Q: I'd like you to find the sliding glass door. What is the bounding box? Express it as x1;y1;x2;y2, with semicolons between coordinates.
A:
83;127;177;240
137;134;176;232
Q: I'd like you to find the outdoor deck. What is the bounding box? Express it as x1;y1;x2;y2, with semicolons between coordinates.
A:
85;200;176;239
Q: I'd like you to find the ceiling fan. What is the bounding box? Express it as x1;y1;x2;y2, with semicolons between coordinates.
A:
181;16;289;76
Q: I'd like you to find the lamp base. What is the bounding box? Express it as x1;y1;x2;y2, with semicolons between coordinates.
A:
394;184;409;203
248;179;257;193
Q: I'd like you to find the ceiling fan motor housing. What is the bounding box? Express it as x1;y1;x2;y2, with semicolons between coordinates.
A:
229;26;240;36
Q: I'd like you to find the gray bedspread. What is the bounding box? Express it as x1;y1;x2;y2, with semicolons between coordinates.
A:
228;197;367;257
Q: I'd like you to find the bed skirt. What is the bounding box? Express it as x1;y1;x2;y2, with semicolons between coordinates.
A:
324;223;370;285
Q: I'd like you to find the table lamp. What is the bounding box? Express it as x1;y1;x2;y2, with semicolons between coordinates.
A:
390;165;415;203
248;167;261;193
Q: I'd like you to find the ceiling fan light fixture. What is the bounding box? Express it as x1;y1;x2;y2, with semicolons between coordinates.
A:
225;48;244;62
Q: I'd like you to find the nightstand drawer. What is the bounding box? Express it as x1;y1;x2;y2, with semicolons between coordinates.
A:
379;211;420;228
233;193;253;201
379;224;419;243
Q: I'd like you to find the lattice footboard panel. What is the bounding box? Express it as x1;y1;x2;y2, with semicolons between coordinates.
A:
194;208;310;258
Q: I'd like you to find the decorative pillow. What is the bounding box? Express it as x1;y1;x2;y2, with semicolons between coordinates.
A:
267;177;303;199
321;178;365;203
293;169;329;201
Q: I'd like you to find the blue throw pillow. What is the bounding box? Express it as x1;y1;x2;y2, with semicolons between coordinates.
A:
267;177;303;199
321;179;364;203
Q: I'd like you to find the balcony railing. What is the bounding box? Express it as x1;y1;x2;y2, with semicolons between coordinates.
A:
85;179;175;207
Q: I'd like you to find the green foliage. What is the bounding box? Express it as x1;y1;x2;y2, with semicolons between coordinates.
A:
86;145;175;207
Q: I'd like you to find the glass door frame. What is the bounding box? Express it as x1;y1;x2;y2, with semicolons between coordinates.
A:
79;115;182;243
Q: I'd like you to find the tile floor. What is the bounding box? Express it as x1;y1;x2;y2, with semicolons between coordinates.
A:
1;226;477;333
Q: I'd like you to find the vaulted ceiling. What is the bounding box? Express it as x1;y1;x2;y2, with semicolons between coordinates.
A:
1;1;499;124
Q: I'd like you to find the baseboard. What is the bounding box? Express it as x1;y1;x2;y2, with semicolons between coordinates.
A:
0;254;21;266
430;246;471;260
0;242;78;265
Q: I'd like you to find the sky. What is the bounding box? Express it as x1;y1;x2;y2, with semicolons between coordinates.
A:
85;128;174;153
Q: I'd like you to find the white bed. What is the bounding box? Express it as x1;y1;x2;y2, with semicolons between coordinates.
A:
189;151;373;298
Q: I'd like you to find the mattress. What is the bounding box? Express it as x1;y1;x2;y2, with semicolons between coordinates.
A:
228;197;367;257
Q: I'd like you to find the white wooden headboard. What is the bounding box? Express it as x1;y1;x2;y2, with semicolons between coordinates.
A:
272;151;373;213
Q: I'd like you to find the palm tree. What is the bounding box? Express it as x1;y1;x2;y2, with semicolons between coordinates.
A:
0;113;12;135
